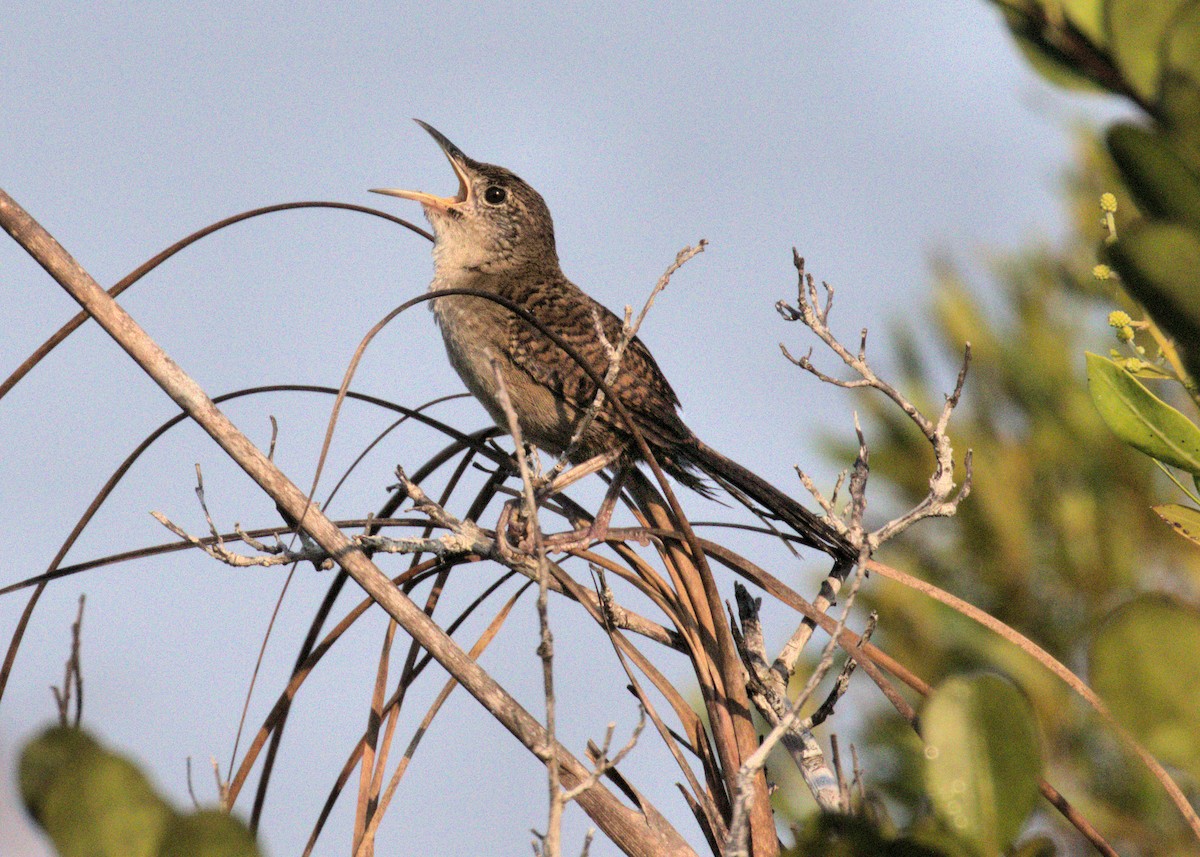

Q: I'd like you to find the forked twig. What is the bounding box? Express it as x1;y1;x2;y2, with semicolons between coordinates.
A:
777;252;972;551
50;595;86;728
0;187;696;857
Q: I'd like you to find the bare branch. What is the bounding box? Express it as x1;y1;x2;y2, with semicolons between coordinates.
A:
51;595;85;728
809;612;877;729
725;563;868;855
150;511;475;568
0;188;696;857
777;253;972;550
561;706;647;802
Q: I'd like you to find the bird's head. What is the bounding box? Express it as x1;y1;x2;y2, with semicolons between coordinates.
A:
372;121;559;277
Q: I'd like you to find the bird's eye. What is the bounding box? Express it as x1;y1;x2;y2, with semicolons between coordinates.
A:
483;186;507;205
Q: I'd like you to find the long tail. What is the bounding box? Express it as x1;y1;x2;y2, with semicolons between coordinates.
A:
683;438;857;564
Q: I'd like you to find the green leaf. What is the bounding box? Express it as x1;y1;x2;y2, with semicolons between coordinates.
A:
1091;596;1200;780
1086;352;1200;473
1107;123;1200;232
1153;502;1200;545
159;810;262;857
1160;69;1200;149
18;727;100;819
1105;221;1200;381
1162;2;1200;143
1104;0;1193;101
19;727;175;857
1011;34;1106;92
921;674;1042;855
1062;0;1106;45
995;3;1107;93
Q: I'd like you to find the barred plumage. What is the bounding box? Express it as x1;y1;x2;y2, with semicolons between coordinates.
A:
372;122;854;562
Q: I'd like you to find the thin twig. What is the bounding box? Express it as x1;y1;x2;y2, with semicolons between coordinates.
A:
0;187;697;857
51;595;86;728
150;511;477;567
777;253;972;550
488;358;567;857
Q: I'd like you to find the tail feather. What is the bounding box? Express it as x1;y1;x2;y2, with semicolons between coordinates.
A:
683;439;856;563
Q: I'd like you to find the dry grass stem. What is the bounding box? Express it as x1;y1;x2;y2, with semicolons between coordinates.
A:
7;181;1155;857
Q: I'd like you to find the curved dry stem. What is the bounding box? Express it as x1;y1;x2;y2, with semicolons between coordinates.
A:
235;395;480;794
600;607;728;847
355;443;493;841
249;440;509;828
324;392;470;507
0;384;483;708
301;571;521;856
353;581;531;856
574;552;683;649
560;560;729;839
868;558;1200;840
224;554;461;805
615;474;777;841
0;201;430;403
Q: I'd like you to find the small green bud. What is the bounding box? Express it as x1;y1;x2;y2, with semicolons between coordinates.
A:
1093;264;1112;280
1100;192;1118;212
1108;310;1132;328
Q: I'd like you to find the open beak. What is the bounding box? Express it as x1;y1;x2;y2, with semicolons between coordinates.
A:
370;120;472;212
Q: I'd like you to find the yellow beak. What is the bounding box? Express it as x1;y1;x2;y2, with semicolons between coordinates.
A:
370;120;472;212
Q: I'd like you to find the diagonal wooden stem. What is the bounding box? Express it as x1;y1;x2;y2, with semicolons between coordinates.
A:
0;187;696;857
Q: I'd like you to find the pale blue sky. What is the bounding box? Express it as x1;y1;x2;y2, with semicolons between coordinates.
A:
2;3;1123;855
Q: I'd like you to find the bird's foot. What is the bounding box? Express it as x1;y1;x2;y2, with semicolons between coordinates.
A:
539;518;613;553
540;522;653;552
494;496;650;558
495;496;606;556
494;499;534;559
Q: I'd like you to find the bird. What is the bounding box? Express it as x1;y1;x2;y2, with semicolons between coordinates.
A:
371;121;854;563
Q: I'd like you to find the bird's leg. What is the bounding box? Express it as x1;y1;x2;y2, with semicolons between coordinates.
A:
498;451;645;555
540;464;630;552
494;497;529;562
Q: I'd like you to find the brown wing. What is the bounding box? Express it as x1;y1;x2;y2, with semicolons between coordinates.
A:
504;274;692;449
